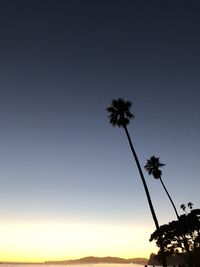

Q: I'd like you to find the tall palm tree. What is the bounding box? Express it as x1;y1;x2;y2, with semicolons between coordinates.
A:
144;156;179;219
107;98;167;267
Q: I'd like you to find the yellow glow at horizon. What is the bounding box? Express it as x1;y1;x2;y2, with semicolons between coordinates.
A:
0;221;157;262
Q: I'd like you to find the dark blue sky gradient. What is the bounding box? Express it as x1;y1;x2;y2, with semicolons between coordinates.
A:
0;0;200;256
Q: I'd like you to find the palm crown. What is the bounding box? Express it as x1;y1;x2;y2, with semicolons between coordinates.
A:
107;98;134;127
145;156;165;179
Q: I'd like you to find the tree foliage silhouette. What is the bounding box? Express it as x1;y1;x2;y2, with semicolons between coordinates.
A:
150;208;200;267
107;98;167;267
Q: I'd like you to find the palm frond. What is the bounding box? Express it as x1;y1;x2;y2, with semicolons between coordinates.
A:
144;156;165;179
106;98;134;127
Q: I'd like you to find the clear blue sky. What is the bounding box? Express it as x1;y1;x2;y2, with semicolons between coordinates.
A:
0;0;199;262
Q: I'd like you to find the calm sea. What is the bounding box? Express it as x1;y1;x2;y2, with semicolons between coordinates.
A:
0;264;173;267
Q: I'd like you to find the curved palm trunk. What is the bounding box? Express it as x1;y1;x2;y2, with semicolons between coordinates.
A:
159;178;179;219
123;126;167;267
124;126;159;228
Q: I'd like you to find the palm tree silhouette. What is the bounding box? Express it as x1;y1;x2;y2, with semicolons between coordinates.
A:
107;98;167;267
144;156;179;219
180;203;187;214
180;202;193;214
188;202;193;210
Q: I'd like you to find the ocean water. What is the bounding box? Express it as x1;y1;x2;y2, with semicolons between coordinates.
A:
0;264;172;267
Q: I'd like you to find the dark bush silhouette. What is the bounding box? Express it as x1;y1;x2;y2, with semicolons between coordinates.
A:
150;208;200;267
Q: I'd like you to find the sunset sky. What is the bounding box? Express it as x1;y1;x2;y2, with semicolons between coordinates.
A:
0;0;200;262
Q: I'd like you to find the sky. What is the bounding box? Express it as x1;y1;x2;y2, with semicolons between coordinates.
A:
0;0;200;262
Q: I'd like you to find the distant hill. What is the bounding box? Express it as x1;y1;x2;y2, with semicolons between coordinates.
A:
45;256;148;265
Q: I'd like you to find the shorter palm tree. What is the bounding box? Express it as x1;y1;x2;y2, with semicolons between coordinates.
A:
145;156;179;219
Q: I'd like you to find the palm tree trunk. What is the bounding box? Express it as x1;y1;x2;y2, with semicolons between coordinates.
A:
159;178;179;219
160;178;191;257
160;177;191;261
123;126;167;267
